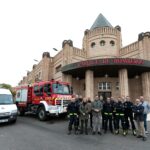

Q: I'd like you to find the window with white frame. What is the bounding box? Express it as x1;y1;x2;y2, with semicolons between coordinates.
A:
116;82;119;90
98;82;111;90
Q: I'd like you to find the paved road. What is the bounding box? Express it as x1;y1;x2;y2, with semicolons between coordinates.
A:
0;115;150;150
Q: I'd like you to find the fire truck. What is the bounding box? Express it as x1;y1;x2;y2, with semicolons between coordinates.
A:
15;80;72;121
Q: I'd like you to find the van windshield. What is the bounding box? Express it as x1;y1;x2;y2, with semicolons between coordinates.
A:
0;94;13;104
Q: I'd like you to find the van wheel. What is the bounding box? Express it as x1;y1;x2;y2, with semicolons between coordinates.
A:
38;107;47;121
12;119;17;124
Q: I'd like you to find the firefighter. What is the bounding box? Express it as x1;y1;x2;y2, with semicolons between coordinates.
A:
114;97;127;136
103;97;113;133
67;97;79;135
124;96;136;135
75;95;82;131
79;97;91;135
110;97;117;129
92;95;103;135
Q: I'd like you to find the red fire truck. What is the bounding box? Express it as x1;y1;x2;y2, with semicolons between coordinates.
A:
15;80;72;121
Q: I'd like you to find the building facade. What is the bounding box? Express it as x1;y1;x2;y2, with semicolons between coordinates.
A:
19;13;150;102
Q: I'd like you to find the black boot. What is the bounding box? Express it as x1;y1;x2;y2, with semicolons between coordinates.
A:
68;131;71;135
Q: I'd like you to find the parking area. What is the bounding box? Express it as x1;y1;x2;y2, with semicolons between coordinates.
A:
0;115;150;150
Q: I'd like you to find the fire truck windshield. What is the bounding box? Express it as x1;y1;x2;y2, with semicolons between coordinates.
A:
52;84;70;95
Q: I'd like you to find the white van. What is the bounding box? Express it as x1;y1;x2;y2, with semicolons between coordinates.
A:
0;88;17;123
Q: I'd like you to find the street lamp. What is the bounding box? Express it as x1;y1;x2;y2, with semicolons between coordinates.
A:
33;59;39;62
53;48;58;51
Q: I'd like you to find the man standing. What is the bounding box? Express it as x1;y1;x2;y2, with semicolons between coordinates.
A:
133;99;147;141
92;95;103;135
140;96;150;134
114;97;127;136
67;97;79;135
103;97;113;133
75;95;82;131
124;96;136;135
87;97;93;129
79;97;90;135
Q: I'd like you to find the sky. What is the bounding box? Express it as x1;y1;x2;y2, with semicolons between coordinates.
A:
0;0;150;86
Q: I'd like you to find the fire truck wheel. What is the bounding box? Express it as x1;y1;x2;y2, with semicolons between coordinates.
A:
38;107;47;121
18;109;25;116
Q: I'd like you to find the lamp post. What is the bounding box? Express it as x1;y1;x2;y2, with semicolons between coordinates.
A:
33;59;39;62
53;48;58;51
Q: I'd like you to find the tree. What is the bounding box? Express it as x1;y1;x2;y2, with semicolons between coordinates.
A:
0;83;16;98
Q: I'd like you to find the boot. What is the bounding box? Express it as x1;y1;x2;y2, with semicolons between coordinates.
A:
133;130;136;136
68;131;71;135
123;130;127;136
74;130;78;135
115;130;119;134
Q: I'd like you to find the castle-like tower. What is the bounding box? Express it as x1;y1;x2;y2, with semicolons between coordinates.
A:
83;14;122;59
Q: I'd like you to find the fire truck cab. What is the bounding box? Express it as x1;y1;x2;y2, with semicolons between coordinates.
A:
15;80;72;121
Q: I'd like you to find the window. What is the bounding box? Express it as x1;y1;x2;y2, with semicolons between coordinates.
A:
55;65;62;73
116;82;119;90
52;83;70;95
39;85;43;96
100;40;105;46
0;94;13;104
98;82;111;90
110;40;115;46
44;84;51;95
91;42;96;48
34;85;39;95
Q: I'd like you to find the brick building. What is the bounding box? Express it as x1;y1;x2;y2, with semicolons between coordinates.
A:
19;13;150;102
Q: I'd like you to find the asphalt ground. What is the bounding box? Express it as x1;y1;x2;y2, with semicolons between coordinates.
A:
0;115;150;150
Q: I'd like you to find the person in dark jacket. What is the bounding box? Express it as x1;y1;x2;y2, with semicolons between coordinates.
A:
111;97;118;131
103;97;113;133
124;96;136;135
67;97;79;135
79;97;91;134
75;95;82;131
133;99;147;141
114;97;127;136
87;97;93;129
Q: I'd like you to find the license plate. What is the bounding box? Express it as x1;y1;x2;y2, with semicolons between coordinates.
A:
0;119;8;123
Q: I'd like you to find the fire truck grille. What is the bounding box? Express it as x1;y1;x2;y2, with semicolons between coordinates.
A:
56;100;70;106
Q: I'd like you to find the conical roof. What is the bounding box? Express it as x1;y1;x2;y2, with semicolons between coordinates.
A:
90;13;113;30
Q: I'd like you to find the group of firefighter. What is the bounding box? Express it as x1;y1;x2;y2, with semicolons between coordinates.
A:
67;95;149;141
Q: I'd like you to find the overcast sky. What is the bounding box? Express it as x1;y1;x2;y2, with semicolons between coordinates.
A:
0;0;150;86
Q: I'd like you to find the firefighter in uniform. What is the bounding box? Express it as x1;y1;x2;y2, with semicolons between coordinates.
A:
67;97;79;135
124;96;136;135
110;97;117;130
103;97;113;133
114;97;127;136
79;97;91;135
75;95;82;131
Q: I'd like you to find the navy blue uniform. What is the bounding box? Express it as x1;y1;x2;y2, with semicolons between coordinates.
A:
67;102;79;134
103;102;113;133
114;101;127;135
124;101;136;131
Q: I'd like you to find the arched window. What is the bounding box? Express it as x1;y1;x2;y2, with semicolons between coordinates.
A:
110;40;115;46
91;42;96;48
100;40;105;46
